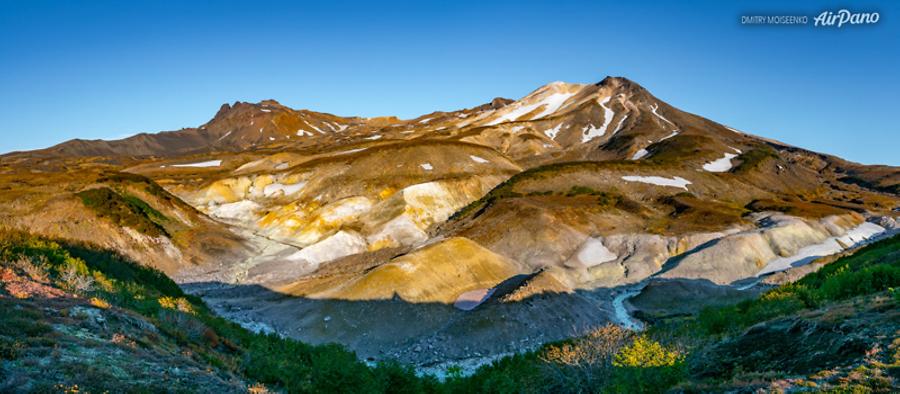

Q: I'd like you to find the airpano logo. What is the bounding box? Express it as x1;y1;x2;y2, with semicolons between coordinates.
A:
741;9;880;27
814;9;880;27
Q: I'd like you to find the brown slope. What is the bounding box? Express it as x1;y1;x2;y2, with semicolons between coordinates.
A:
12;100;367;159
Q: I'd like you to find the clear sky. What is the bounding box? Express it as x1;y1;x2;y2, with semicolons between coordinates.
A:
1;0;897;165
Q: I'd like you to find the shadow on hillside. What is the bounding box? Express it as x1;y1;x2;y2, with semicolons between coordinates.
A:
181;279;613;364
179;275;754;366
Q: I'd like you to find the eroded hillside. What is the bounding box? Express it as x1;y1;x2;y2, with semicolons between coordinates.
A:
1;76;898;370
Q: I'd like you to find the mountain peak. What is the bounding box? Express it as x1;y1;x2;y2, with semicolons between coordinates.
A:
596;76;647;95
259;99;283;107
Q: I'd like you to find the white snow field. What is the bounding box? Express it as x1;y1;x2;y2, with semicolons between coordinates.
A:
621;175;692;190
170;159;223;168
702;153;738;172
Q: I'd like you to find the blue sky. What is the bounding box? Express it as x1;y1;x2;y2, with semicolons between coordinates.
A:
1;0;897;165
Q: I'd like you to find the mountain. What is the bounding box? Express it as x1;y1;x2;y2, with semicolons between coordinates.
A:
1;76;898;389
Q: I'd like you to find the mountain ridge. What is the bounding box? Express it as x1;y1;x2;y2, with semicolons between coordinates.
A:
0;74;897;379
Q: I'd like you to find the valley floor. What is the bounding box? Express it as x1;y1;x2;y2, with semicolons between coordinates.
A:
172;215;897;375
1;230;898;392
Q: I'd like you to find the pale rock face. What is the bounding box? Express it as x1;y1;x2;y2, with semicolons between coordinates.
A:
575;229;746;287
758;220;885;276
362;178;500;251
203;177;253;204
664;232;778;284
661;213;885;284
365;214;429;250
284;230;368;272
875;216;899;230
291;197;373;246
761;216;830;257
318;197;373;223
207;200;261;223
262;181;306;198
245;230;369;285
570;233;667;287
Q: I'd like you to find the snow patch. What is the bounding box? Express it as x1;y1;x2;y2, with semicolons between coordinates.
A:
485;92;575;126
581;124;603;143
575;238;618;267
649;103;675;128
659;131;679;141
702;153;738;172
531;91;577;119
296;129;314;137
171;160;222;168
364;134;382;140
581;96;616;143
335;148;367;155
612;115;628;135
545;124;563;139
621;175;691;190
420;163;433;171
469;155;489;164
597;96;615;132
630;149;649;160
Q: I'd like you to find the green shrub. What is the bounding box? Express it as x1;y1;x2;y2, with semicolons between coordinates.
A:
608;336;686;393
76;188;169;237
696;235;899;336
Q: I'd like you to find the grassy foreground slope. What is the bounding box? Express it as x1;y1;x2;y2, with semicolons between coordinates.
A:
1;230;898;393
0;230;437;393
455;235;899;393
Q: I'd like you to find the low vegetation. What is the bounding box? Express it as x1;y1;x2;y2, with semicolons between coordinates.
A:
731;146;779;174
448;161;638;221
649;192;748;234
76;187;170;237
746;197;847;218
644;134;717;166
